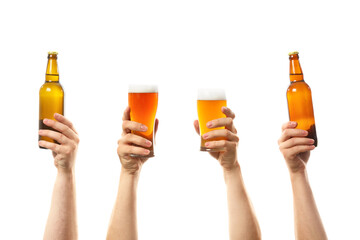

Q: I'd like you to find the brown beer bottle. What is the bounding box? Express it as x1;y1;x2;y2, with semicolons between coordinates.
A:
39;52;64;148
287;51;318;147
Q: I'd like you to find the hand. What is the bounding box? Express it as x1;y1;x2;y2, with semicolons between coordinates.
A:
278;121;315;174
117;107;159;175
194;107;239;171
39;113;79;172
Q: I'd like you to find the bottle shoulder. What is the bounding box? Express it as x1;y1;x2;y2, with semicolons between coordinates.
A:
287;81;311;92
39;82;64;93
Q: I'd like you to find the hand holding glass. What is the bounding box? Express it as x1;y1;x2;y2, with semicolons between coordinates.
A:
197;89;227;152
128;85;158;158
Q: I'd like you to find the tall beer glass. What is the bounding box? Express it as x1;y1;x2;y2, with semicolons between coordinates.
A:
128;85;158;157
197;89;227;152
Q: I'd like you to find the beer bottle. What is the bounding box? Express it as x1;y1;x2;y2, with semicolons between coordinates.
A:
287;51;317;147
39;52;64;148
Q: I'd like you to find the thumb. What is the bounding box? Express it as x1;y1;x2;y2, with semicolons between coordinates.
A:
194;120;200;135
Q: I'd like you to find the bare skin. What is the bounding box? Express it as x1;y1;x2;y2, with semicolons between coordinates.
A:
278;121;327;240
39;113;79;240
106;107;158;240
194;107;261;240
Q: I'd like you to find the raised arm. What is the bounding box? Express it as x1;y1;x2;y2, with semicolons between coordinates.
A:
106;107;158;240
194;107;261;240
278;121;327;240
39;113;79;240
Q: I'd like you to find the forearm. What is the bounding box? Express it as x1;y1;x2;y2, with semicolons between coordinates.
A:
107;168;140;240
224;164;261;240
290;171;327;240
44;169;77;240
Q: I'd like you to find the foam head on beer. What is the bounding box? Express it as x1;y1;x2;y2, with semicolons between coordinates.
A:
128;84;158;93
197;88;226;101
197;88;227;152
128;84;158;157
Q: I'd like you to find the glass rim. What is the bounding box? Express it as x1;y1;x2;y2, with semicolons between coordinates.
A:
197;88;226;100
128;84;158;93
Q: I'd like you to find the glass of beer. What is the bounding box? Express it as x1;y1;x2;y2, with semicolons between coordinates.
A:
128;84;158;158
197;88;227;152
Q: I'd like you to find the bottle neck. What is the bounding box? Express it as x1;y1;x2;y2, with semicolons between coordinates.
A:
45;56;59;82
289;54;304;83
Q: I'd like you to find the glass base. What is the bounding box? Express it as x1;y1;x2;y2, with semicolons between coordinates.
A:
200;147;225;152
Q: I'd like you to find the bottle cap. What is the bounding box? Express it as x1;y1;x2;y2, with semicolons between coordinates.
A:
288;51;299;56
48;51;58;55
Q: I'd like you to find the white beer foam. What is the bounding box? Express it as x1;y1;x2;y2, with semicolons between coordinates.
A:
128;84;158;93
197;88;226;100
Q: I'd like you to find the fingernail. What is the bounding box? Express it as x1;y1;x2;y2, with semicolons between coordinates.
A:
303;130;308;136
43;119;48;123
309;139;315;143
222;106;228;111
144;149;150;155
290;121;296;126
146;140;152;146
202;133;209;139
205;142;210;147
206;122;213;128
38;130;43;134
141;125;148;131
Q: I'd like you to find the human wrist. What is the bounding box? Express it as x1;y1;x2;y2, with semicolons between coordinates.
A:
57;167;75;176
289;169;308;184
121;166;141;178
223;162;241;183
223;160;240;174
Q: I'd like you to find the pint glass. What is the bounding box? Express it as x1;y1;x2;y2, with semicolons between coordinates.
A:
128;85;158;157
197;89;227;152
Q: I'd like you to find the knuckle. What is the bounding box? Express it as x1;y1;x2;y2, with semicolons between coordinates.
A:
123;134;131;142
70;141;77;150
289;138;295;145
129;146;138;154
59;133;65;142
283;129;290;137
226;130;231;137
278;144;283;151
55;144;62;153
122;121;128;129
64;147;72;155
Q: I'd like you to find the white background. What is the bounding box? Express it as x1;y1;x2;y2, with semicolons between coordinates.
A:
0;0;359;239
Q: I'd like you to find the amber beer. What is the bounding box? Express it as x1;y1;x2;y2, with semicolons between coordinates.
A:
39;52;64;148
197;89;227;152
287;51;318;146
128;85;158;157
